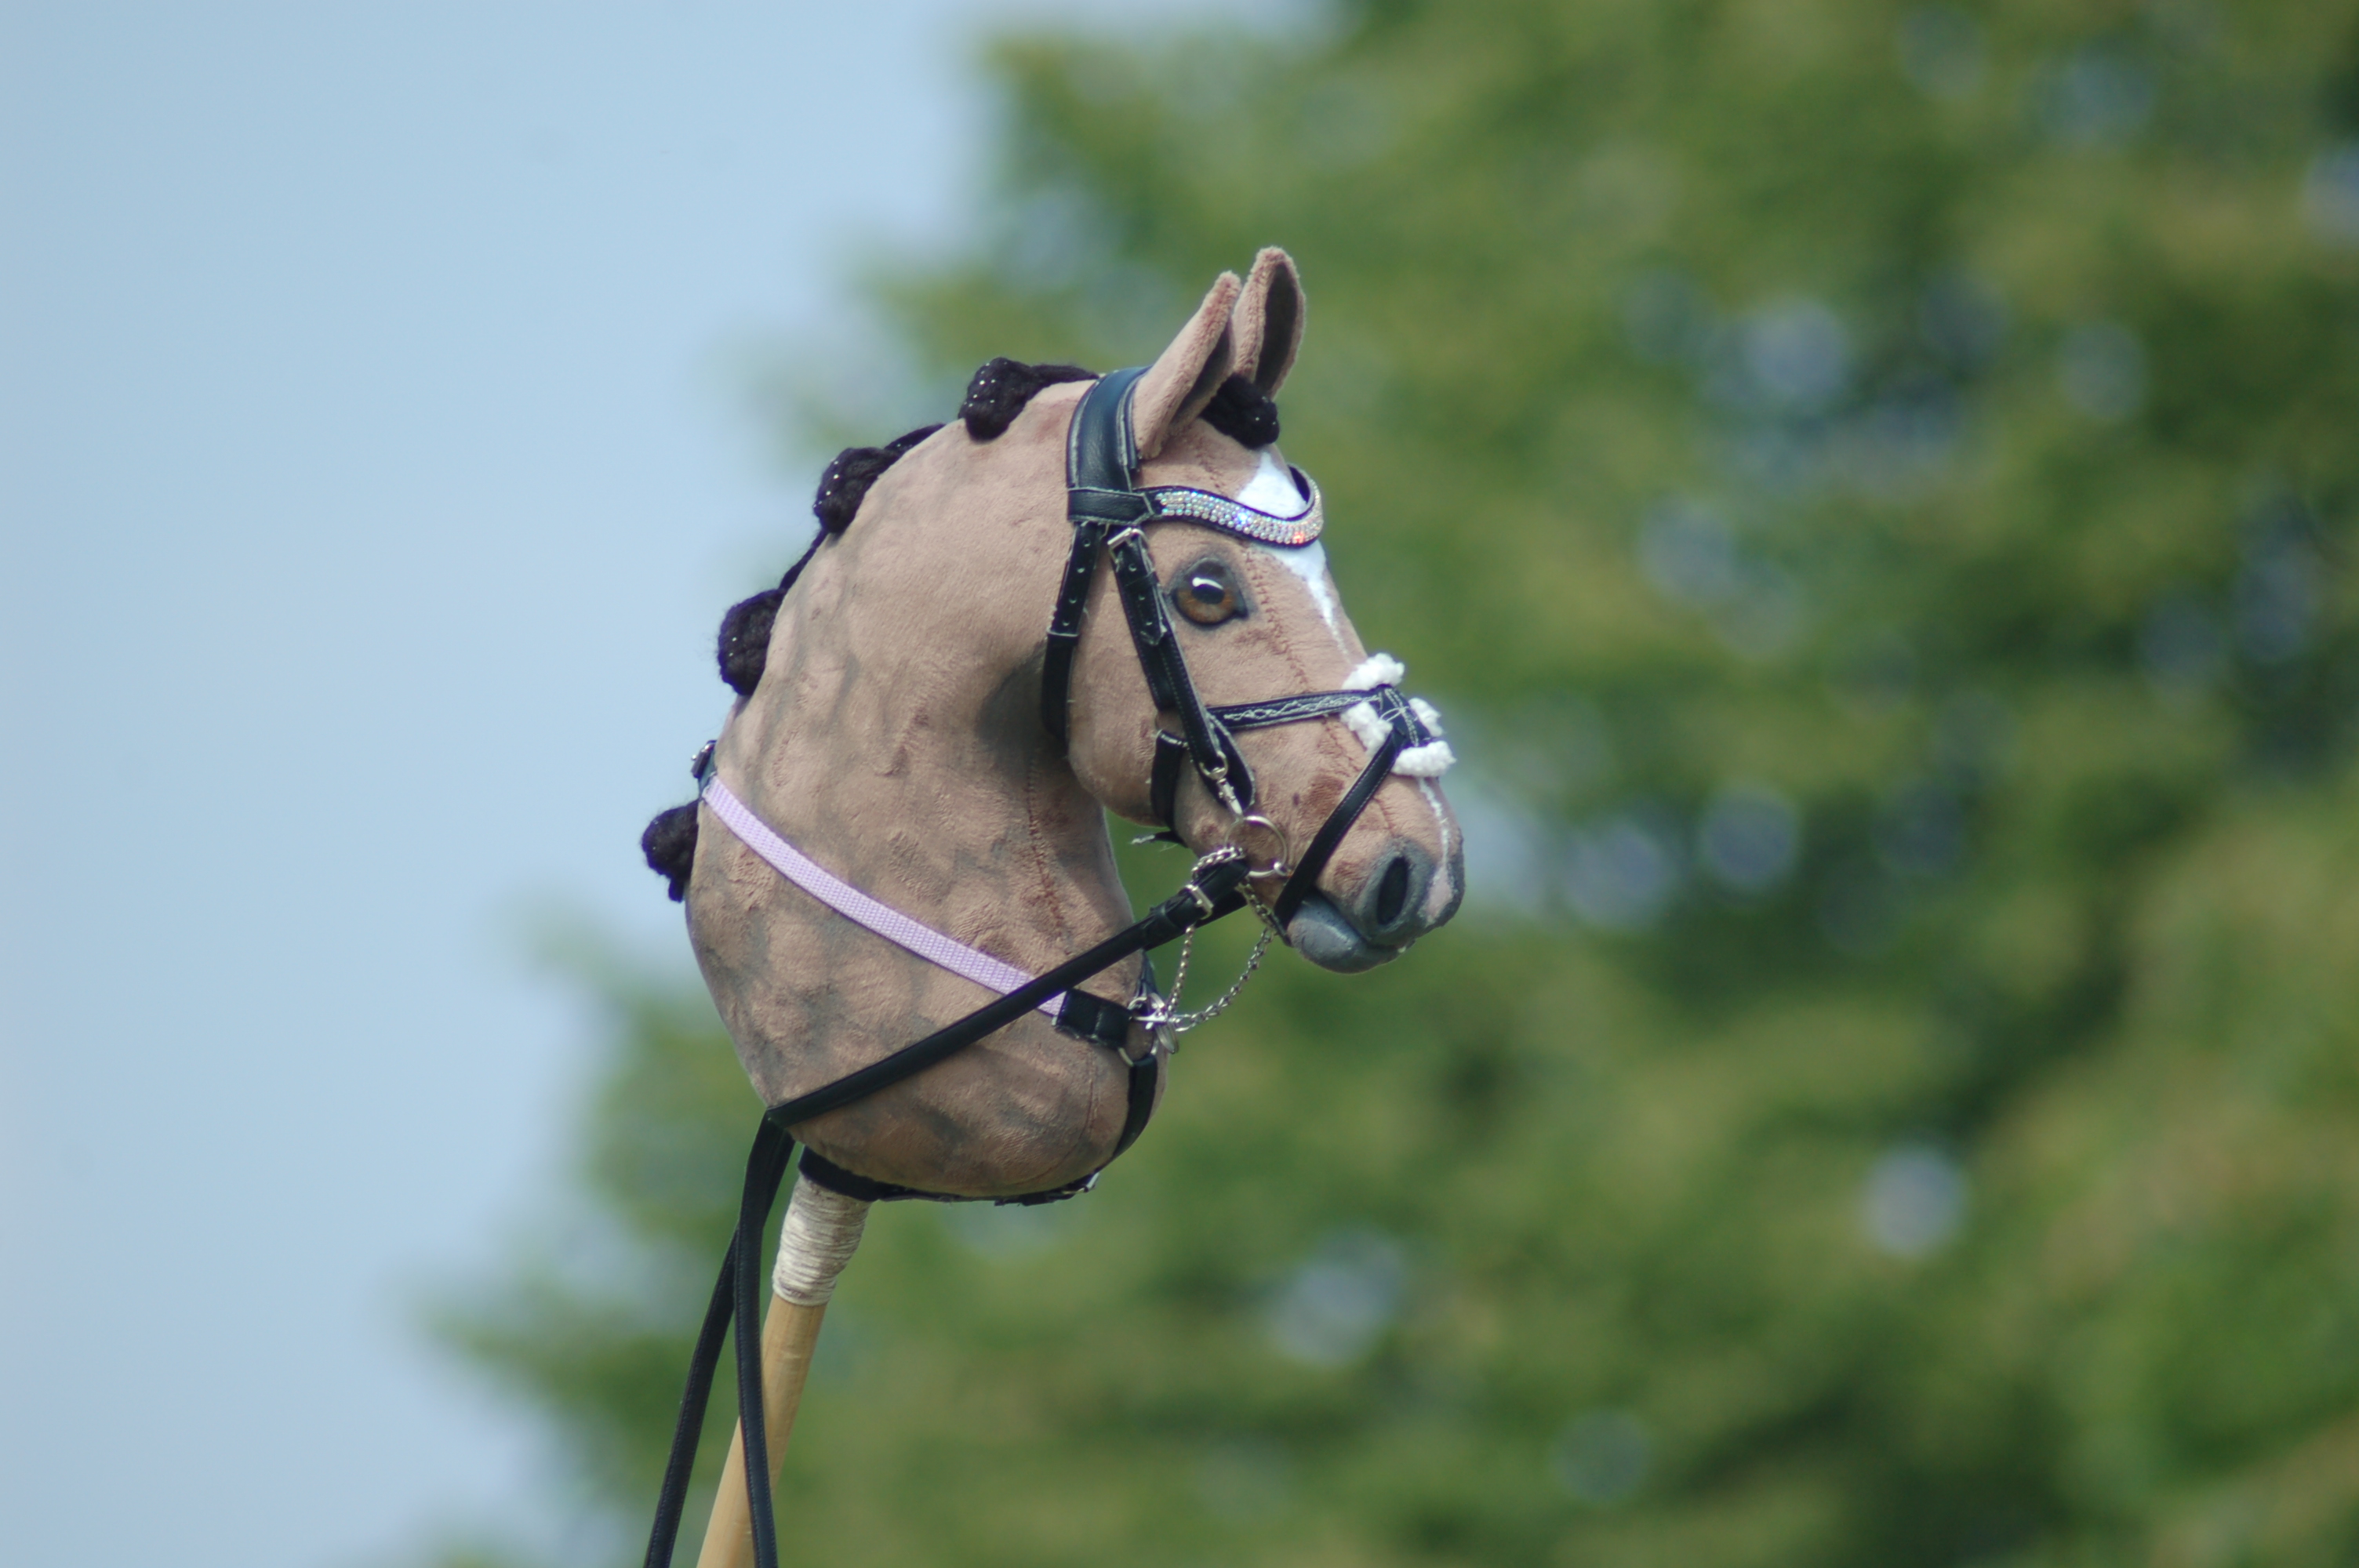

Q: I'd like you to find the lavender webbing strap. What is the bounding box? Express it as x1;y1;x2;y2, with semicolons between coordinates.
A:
700;776;1063;1018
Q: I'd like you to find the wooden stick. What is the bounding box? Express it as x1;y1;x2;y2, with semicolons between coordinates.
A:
695;1178;871;1568
694;1294;829;1568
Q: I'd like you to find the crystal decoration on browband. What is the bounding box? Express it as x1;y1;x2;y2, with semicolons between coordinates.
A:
1141;471;1323;547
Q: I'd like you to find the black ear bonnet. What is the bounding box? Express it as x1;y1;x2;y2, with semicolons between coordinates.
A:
1199;373;1281;448
644;358;1283;898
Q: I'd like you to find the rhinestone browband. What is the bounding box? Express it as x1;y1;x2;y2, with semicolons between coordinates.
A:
1142;474;1324;547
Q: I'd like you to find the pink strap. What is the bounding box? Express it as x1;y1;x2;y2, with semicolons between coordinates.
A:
700;775;1063;1017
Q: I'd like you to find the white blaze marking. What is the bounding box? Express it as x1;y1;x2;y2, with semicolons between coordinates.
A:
1236;449;1303;513
1229;450;1341;637
1417;779;1457;916
1260;539;1343;639
1228;453;1457;913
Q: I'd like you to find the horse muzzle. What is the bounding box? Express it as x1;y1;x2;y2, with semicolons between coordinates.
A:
1283;836;1460;972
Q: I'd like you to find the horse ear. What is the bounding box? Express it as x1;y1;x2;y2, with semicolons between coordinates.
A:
1131;271;1241;461
1229;248;1304;394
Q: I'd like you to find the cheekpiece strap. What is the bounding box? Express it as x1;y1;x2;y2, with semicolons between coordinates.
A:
1041;367;1149;746
1045;368;1256;815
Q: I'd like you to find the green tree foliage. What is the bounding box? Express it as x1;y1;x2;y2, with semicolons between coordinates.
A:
432;2;2359;1563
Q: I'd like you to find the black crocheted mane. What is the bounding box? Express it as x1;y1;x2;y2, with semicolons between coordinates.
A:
641;358;1283;901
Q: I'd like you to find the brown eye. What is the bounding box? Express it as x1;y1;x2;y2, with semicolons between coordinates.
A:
1172;559;1244;626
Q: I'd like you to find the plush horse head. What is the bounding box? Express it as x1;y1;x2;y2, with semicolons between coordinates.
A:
648;249;1462;1201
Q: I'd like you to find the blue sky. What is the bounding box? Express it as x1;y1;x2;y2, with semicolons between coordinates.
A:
0;3;1277;1561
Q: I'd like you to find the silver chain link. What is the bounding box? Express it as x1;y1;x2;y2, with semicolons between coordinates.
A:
1148;923;1275;1040
1131;849;1283;1043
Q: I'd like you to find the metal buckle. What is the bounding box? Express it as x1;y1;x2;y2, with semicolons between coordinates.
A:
1176;845;1245;922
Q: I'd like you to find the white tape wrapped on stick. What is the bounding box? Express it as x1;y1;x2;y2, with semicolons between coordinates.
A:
771;1178;873;1306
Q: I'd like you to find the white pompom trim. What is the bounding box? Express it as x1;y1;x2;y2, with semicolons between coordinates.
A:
1336;652;1455;777
1396;739;1457;776
1342;699;1392;753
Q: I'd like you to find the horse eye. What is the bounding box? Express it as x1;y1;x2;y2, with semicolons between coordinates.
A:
1172;560;1244;626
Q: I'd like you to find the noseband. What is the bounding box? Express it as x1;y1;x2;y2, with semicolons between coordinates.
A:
642;369;1446;1568
1045;366;1444;927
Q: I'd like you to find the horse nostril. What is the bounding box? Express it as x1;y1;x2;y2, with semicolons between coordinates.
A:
1374;855;1412;931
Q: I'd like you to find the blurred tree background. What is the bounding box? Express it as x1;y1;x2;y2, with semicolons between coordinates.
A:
427;2;2359;1563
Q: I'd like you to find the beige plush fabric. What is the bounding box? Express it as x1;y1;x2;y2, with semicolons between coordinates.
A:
1131;271;1239;461
1228;248;1304;394
686;256;1461;1197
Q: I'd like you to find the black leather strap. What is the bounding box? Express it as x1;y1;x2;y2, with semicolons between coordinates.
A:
642;1118;797;1568
640;1214;747;1568
1149;729;1190;829
1046;369;1255;816
1105;528;1185;712
1042;368;1150;745
1038;517;1103;749
763;856;1243;1134
642;851;1249;1568
1212;689;1376;729
1147;684;1432;892
1112;1047;1160;1160
1066;365;1143;490
1053;986;1132;1050
1103;531;1254;808
1274;714;1407;927
730;1116;793;1568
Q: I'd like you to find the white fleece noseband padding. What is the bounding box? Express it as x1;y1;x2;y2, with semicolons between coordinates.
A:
1340;652;1456;778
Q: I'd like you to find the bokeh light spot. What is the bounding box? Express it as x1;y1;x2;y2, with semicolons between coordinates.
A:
2303;143;2359;247
1266;1229;1407;1367
1697;783;1801;895
1860;1143;1968;1258
1554;1410;1652;1505
2056;321;2146;421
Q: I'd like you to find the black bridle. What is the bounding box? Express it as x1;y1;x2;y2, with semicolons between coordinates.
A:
1045;366;1438;927
641;368;1437;1568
